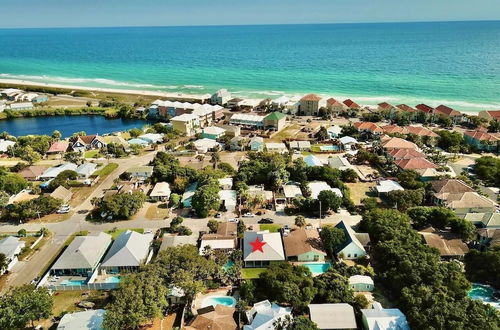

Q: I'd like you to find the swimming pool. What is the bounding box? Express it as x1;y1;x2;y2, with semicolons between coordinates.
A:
60;279;86;286
201;296;237;308
320;145;340;152
105;276;122;284
302;263;332;275
223;261;235;271
468;283;500;309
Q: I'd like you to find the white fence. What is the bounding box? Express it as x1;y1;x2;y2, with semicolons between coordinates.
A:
47;282;119;291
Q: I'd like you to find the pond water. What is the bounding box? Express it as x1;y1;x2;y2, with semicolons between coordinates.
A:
0;115;150;137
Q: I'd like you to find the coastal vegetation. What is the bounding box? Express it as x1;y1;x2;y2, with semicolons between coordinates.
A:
473;156;500;188
464;246;500;289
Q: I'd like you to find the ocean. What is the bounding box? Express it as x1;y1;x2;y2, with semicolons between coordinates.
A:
0;21;499;111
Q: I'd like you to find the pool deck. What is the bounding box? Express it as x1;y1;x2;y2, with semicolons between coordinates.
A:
192;287;234;315
46;275;88;286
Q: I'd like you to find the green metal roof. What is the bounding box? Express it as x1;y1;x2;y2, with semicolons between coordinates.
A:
264;112;286;121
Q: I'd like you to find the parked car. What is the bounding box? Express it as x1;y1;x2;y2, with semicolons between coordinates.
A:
243;212;255;218
228;218;239;223
258;218;274;224
57;205;71;214
215;212;222;218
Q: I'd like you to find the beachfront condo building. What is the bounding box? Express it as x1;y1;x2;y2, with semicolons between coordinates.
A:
299;94;327;116
171;113;200;136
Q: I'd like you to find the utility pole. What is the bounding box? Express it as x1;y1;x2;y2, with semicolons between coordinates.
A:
319;201;322;228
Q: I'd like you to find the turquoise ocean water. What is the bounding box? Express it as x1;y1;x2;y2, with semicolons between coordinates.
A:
1;21;500;111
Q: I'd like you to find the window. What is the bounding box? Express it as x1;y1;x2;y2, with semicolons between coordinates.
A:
354;254;357;257
347;254;351;258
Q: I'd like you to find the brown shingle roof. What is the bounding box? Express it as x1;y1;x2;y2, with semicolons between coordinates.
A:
464;130;500;142
395;157;437;170
430;179;475;194
327;98;344;107
354;122;383;133
190;305;237;330
18;165;47;180
420;228;469;257
77;134;98;145
387;148;425;160
378;102;393;109
415;104;435;113
283;228;326;258
301;93;323;102
343;99;360;109
396;104;417;112
382;125;407;135
381;137;418;150
405;126;439;137
435;105;462;117
217;223;237;236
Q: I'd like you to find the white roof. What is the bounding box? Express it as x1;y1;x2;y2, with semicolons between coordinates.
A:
243;231;285;262
250;136;264;144
199;238;236;254
219;189;237;206
40;163;78;179
283;184;303;199
0;236;25;259
304;155;323;167
57;309;105;330
339;136;358;145
8;102;33;109
76;163;97;177
244;300;292;330
0;139;15;153
101;231;153;268
376;180;404;194
349;275;374;286
194;138;220;149
327;125;343;135
309;303;357;329
203;126;226;135
230;113;265;123
362;302;410;330
160;234;197;251
289;141;311;149
52;233;112;270
218;177;233;188
308;181;342;199
150;182;171;197
265;142;287;150
171;113;199;122
139;133;163;143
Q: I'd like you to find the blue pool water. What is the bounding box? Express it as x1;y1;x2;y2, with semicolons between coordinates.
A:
303;263;332;275
320;145;340;152
105;276;121;284
201;296;237;308
60;279;86;286
468;283;500;309
223;261;235;271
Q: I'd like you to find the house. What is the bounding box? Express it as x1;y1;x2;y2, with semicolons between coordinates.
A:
72;135;106;153
149;182;171;201
227;97;244;108
138;133;163;144
217;222;238;237
182;182;198;208
0;139;15;153
477;228;500;247
420;227;469;259
51;232;112;276
211;89;231;105
218;177;233;190
328;156;352;171
188;305;237;330
199;233;237;255
327;98;347;113
40;163;78;180
354;122;383;135
289;141;312;151
218;125;241;137
338;136;358;150
435;105;462;123
265;142;287;154
381;137;418;151
244;300;292;330
100;230;154;274
171;114;200;136
463;213;500;229
126;166;153;180
50;185;73;203
229;136;248;151
386;148;425;160
375;180;404;195
263;112;287;131
361;302;410;330
327;125;343;138
194;138;221;153
478;110;500;122
104;135;130;149
394;157;437;171
8;102;33;110
18;165;47;181
343;99;361;110
395;104;418;117
349;275;374;292
272;95;291;108
415;103;435;115
332;221;366;259
47;141;70;154
76;163;97;179
160;234;198;251
304;154;323;167
0;88;23;100
202;126;226;140
249;137;264;151
463;130;499;152
243;231;285;267
279;183;303;204
406;125;439;138
377;102;396;113
308;303;357;330
57;309;105;330
300;94;327;116
0;236;25;273
284;228;326;262
308;181;342;200
219;189;237;212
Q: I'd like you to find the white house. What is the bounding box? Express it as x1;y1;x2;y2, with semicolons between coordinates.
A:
339;136;358;150
244;300;292;330
76;163;98;179
333;221;367;260
304;155;323;167
149;182;171;201
193;138;221;153
249;137;264;151
375;180;404;195
126;166;153;180
327;125;343;138
349;275;374;292
0;139;15;153
219;189;237;212
361;302;410;330
0;236;25;274
40;163;78;180
308;181;342;200
308;303;357;330
138;133;163;144
211;89;231;105
265;142;288;154
57;309;105;330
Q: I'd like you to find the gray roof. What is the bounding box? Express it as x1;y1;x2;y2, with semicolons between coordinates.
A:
243;231;285;262
309;303;357;329
76;163;98;177
160;234;198;251
52;233;111;270
0;236;25;259
101;231;153;268
57;309;105;330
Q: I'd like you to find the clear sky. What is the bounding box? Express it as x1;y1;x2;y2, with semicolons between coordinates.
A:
2;0;499;28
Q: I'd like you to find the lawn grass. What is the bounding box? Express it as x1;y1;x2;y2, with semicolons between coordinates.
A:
145;203;170;220
259;224;282;233
241;268;266;280
94;162;118;176
105;228;144;239
84;150;100;158
345;182;378;205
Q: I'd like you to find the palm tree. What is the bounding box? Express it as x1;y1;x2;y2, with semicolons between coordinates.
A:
210;150;220;169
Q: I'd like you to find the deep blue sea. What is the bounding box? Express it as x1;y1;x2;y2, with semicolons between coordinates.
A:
0;21;500;110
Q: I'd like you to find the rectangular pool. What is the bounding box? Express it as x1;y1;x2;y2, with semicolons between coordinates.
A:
105;276;122;284
320;145;340;152
302;262;331;275
60;279;86;286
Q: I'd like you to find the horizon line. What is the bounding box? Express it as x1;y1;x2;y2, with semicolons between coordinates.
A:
0;18;499;30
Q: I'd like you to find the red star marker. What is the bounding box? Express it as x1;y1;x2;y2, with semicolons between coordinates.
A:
250;237;266;253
